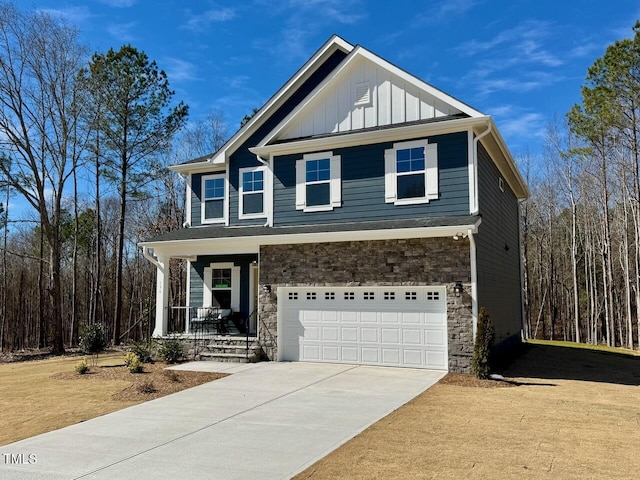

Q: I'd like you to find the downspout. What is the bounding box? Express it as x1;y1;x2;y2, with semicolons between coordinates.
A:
255;154;272;227
468;229;478;340
471;121;492;215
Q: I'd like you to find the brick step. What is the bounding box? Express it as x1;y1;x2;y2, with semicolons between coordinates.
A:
205;344;261;355
198;351;260;363
209;335;258;343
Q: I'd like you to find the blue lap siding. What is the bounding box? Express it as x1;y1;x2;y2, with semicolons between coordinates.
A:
190;49;348;227
189;254;258;320
272;131;470;226
475;143;523;347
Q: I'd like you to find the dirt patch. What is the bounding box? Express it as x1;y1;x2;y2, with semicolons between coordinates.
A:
0;353;226;446
294;342;640;480
51;362;225;402
439;372;515;388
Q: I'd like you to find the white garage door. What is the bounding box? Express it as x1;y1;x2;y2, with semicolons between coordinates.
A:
280;286;448;370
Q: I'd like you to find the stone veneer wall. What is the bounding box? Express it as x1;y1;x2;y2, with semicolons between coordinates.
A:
258;237;474;372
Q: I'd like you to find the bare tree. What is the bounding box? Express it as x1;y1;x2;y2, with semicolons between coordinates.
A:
0;3;87;353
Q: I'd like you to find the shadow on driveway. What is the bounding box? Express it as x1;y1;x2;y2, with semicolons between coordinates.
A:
499;342;640;386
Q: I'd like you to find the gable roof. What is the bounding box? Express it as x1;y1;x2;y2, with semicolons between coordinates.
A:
170;35;354;174
257;45;483;147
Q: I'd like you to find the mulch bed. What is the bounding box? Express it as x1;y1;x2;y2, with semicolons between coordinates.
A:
51;362;226;401
438;372;516;388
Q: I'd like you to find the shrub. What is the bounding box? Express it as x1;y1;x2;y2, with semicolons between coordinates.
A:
75;358;90;374
136;381;156;394
472;307;495;379
79;323;109;365
129;341;154;363
158;338;184;364
124;352;143;373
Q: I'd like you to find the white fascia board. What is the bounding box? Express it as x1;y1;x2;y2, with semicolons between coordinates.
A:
485;118;529;199
139;219;482;258
256;46;484;148
206;36;354;165
251;116;492;158
169;161;226;175
473;119;528;199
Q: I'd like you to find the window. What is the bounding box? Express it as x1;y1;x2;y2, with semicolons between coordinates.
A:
385;140;438;205
296;151;341;212
211;268;232;309
201;174;226;223
239;167;265;218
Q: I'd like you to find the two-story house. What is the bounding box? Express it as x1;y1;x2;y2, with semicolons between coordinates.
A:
140;35;528;373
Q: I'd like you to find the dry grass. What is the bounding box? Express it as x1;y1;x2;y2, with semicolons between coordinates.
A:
295;342;640;480
0;353;225;447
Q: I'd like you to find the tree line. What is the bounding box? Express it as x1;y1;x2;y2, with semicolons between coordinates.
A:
522;22;640;350
0;2;226;353
2;2;640;354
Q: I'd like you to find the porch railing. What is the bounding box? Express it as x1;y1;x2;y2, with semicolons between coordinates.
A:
168;306;231;335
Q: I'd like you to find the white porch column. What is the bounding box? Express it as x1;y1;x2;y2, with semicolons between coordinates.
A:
152;253;170;337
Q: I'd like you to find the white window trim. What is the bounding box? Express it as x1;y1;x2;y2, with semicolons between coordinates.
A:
384;139;438;205
201;173;228;225
203;262;240;312
295;151;341;212
239;165;267;220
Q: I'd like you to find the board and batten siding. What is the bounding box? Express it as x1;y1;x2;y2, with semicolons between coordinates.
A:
272;131;469;226
189;49;348;227
279;56;462;140
475;143;523;346
189;254;258;320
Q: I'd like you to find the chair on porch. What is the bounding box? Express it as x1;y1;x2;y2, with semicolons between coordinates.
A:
191;307;232;334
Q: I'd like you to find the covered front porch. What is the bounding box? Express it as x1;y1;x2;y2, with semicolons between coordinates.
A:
141;240;261;339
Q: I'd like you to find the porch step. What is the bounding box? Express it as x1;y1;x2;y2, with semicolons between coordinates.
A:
198;351;260;363
197;336;262;363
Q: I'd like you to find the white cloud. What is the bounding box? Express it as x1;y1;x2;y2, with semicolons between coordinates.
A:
98;0;136;7
37;6;92;24
418;0;479;24
162;58;200;82
285;0;365;24
106;22;137;42
489;105;546;140
182;6;236;32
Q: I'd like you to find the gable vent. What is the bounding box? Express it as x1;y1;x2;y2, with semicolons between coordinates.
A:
354;82;371;106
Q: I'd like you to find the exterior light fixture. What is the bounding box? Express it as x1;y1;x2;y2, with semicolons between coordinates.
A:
454;281;463;297
263;284;272;293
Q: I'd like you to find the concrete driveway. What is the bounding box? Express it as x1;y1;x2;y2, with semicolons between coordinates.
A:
0;361;444;479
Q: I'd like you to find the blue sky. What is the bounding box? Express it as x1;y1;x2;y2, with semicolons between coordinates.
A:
33;0;639;155
4;0;637;221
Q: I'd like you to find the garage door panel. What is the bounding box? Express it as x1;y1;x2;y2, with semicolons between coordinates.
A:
424;312;444;324
403;349;423;366
361;311;378;323
401;312;421;324
281;287;447;370
321;310;339;322
322;326;339;341
361;328;378;343
382;349;401;365
381;312;399;324
402;328;422;344
340;311;358;322
381;328;400;343
341;327;358;342
322;345;339;361
361;347;379;363
425;328;446;346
